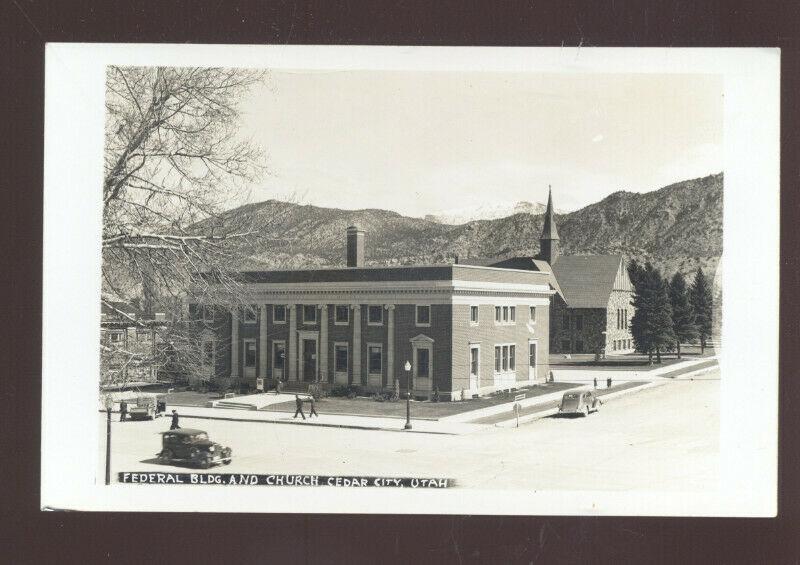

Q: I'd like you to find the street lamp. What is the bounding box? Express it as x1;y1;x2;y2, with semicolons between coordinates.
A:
104;395;114;485
404;360;412;430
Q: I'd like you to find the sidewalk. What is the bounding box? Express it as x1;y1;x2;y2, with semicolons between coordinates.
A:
101;404;485;435
552;355;716;384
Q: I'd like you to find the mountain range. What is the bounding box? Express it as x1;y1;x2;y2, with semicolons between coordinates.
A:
225;173;723;282
424;200;561;225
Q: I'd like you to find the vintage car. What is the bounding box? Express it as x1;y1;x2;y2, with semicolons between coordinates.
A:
127;394;165;421
557;390;601;417
157;429;232;469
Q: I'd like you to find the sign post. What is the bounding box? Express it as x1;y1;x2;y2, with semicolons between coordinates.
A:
513;402;522;428
404;360;412;430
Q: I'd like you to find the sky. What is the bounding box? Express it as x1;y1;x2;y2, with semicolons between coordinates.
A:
237;70;722;215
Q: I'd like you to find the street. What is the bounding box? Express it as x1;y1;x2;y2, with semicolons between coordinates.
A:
101;369;719;491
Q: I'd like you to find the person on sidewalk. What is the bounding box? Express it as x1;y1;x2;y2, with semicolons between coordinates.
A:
308;395;319;418
606;377;612;389
119;400;128;422
593;377;597;390
293;395;306;420
274;377;282;395
170;409;181;430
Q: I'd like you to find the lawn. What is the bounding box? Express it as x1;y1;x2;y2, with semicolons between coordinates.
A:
261;381;580;420
549;344;717;372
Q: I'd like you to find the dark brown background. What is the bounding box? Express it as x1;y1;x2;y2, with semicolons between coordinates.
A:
2;1;798;563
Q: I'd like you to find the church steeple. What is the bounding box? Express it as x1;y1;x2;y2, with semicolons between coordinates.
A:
539;185;560;264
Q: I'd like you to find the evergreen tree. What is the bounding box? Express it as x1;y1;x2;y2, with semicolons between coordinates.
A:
690;267;713;353
627;258;645;289
630;262;676;364
669;272;698;358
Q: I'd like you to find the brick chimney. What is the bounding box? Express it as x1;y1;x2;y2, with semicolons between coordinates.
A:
346;226;365;267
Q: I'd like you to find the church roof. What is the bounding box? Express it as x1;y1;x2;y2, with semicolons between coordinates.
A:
463;256;565;301
551;255;625;309
540;186;559;240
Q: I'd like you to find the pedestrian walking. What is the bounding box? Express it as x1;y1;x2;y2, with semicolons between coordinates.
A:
593;377;597;390
119;400;128;422
170;409;181;430
274;377;282;395
549;370;555;383
293;395;306;420
606;377;612;389
308;395;319;418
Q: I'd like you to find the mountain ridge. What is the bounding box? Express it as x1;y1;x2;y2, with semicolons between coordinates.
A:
223;173;723;280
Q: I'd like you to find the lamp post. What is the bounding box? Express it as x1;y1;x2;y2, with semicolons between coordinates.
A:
104;395;113;485
404;360;412;430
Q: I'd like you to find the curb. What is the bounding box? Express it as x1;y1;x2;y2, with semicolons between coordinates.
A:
98;409;459;436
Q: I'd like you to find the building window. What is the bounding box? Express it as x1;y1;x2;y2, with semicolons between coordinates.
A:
529;342;537;371
470;346;480;376
501;346;509;371
244;340;257;368
334;305;350;325
416;305;431;326
243;305;257;324
137;330;149;342
416;347;430;378
502;306;509;322
334;344;349;373
529;306;536;323
509;345;516;371
561;339;571;351
495;306;501;322
368;305;383;325
273;305;286;324
470;305;479;324
202;305;214;322
562;314;570;329
368;344;382;374
575;315;583;330
109;332;122;343
494;346;501;372
495;344;515;372
303;305;317;324
510;306;516;322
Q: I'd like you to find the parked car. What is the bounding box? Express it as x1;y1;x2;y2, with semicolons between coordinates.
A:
157;429;232;469
558;390;601;417
128;394;165;421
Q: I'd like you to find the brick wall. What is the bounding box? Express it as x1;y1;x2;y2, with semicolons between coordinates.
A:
450;302;549;399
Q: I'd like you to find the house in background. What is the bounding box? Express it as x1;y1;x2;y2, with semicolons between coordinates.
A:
193;227;554;400
484;188;635;356
100;300;168;384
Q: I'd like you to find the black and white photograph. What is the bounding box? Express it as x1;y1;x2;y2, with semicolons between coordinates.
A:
40;45;779;515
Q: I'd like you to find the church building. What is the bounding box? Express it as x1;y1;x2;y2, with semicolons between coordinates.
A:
485;189;635;356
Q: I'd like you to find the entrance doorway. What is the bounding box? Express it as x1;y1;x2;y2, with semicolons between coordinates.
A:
469;345;480;392
272;341;285;380
528;340;538;381
243;340;257;380
301;338;317;382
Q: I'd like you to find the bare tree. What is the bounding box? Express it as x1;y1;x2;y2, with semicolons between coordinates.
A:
101;65;287;389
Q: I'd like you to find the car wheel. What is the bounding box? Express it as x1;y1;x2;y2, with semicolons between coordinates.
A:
199;455;212;469
584;406;590;417
158;449;173;463
223;459;232;465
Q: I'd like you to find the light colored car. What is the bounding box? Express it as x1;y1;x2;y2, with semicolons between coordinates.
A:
558;390;601;417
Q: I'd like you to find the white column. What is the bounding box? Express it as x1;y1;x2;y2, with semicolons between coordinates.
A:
230;308;239;379
318;304;328;382
352;304;361;385
288;304;297;381
386;304;395;390
259;304;268;381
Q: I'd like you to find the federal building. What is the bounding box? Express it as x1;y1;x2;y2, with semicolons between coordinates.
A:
191;227;554;401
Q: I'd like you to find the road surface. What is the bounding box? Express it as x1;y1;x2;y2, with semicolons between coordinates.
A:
101;369;719;491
